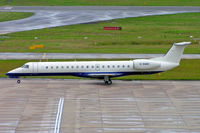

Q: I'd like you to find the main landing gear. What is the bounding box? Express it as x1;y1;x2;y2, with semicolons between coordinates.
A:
104;76;112;85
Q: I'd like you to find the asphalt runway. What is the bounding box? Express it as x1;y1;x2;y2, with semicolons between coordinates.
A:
0;79;200;132
0;53;200;59
0;6;200;34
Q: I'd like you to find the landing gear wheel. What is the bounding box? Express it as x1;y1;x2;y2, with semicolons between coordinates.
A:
104;76;112;85
105;81;108;85
107;80;112;85
17;80;21;84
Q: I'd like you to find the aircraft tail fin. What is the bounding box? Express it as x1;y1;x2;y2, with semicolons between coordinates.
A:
151;42;191;63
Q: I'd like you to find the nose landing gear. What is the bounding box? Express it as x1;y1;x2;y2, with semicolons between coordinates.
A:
104;76;112;85
17;79;21;84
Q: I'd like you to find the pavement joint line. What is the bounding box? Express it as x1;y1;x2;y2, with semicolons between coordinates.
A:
131;87;145;128
54;97;64;133
99;89;104;133
75;98;80;133
164;86;189;128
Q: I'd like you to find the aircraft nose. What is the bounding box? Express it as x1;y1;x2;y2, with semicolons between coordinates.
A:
6;69;18;78
6;70;13;75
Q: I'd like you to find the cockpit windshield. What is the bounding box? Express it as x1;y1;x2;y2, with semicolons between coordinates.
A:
21;65;29;69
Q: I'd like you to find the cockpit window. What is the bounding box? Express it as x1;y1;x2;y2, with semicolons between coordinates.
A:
21;65;29;69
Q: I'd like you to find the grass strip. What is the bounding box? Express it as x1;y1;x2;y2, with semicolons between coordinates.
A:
1;13;199;53
0;12;34;22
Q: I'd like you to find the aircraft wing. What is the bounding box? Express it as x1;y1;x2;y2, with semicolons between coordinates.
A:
87;73;122;78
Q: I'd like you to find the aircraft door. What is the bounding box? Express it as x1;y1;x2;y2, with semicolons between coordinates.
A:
32;62;38;73
95;64;100;71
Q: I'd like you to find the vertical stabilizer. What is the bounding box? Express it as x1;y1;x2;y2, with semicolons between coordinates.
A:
151;42;191;63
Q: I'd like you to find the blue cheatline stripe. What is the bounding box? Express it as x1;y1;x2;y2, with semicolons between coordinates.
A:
6;71;163;78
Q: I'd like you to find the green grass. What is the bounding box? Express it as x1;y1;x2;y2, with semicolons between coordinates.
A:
0;12;34;22
1;13;200;54
0;0;200;6
1;59;200;80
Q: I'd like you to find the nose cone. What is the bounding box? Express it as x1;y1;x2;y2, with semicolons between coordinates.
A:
6;70;12;76
6;69;19;78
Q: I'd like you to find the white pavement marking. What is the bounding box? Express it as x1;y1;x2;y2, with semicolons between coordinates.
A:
54;98;64;133
4;7;13;10
42;53;46;60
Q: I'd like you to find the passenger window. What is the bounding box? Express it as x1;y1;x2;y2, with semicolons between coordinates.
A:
102;65;105;68
51;66;53;69
56;66;59;69
127;65;130;68
112;65;115;68
81;66;84;68
76;66;79;69
122;65;125;68
117;65;120;68
86;66;89;68
61;66;64;69
71;66;74;69
107;65;110;68
92;66;94;68
66;66;69;68
46;66;48;69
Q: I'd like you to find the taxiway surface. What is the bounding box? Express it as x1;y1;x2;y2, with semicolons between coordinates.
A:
0;6;200;34
0;79;199;132
0;53;200;60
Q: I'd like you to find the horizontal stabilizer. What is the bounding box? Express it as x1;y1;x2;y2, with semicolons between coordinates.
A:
174;42;191;46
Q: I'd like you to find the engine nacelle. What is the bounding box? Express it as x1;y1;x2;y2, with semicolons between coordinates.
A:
133;59;161;70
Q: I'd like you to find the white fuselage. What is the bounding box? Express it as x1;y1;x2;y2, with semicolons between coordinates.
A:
6;60;178;78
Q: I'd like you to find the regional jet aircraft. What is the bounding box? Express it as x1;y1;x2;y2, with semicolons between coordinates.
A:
6;42;190;85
